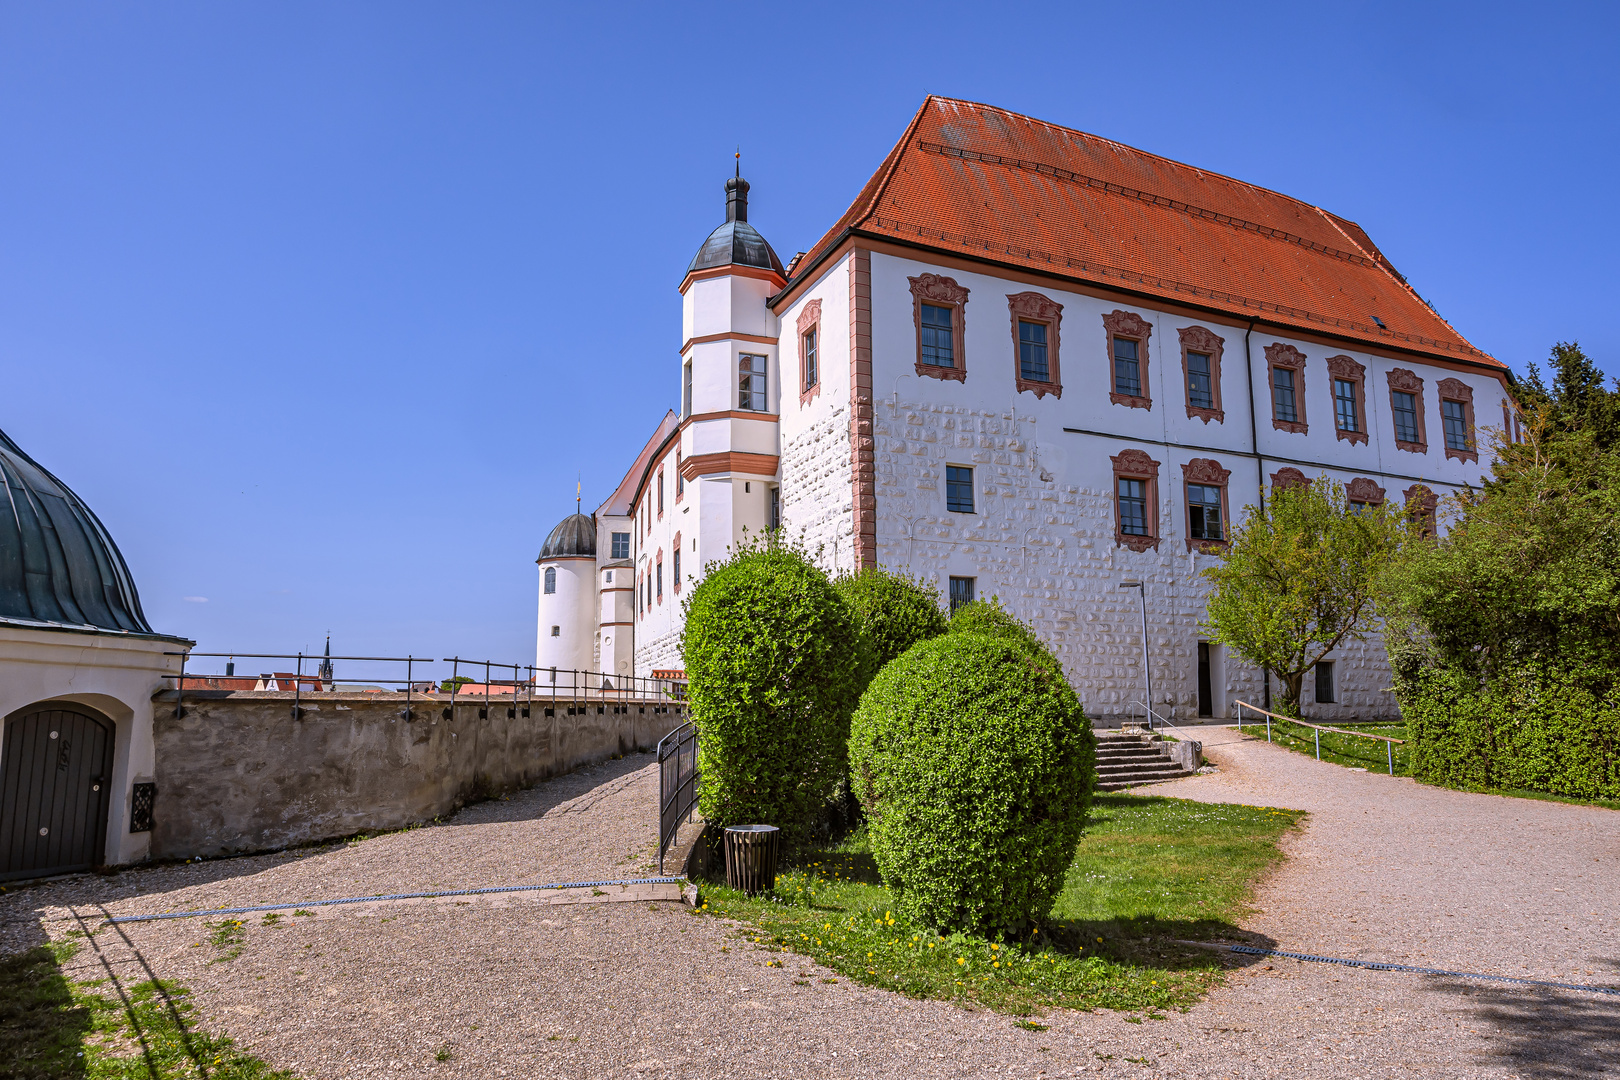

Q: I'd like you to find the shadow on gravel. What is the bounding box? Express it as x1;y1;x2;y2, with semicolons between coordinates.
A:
1429;977;1620;1080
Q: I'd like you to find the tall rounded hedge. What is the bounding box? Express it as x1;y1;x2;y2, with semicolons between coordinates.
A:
832;568;949;684
947;597;1059;667
680;539;868;844
848;631;1095;934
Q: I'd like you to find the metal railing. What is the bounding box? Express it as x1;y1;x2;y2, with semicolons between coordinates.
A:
165;652;687;723
1234;700;1404;775
657;721;699;875
1127;700;1203;741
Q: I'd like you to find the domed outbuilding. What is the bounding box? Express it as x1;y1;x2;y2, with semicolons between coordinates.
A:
0;427;189;881
535;509;602;681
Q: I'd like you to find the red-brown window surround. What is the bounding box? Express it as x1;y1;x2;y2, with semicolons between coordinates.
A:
1386;368;1428;453
1347;477;1386;506
1437;378;1479;463
1405;484;1438;536
1270;467;1309;491
1111;448;1161;552
1265;342;1309;434
1178;325;1225;423
797;298;823;407
1181;458;1231;552
1007;291;1063;399
908;273;968;383
1327;355;1368;446
1104;310;1153;410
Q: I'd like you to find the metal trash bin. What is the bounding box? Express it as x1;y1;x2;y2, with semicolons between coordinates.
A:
723;825;781;895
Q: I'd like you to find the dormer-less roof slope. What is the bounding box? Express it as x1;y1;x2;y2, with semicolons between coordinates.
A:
783;97;1497;369
597;410;679;520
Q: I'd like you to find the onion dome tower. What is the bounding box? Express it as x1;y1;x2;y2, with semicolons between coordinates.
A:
535;509;597;677
676;165;786;572
0;426;153;633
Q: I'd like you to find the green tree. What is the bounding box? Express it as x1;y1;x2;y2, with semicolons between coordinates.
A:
439;676;474;693
1515;341;1620;450
680;535;868;844
1201;477;1413;717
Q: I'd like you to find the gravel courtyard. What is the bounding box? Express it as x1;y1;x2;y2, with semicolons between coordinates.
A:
3;729;1617;1079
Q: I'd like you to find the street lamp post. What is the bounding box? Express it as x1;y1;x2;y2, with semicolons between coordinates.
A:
1119;580;1151;729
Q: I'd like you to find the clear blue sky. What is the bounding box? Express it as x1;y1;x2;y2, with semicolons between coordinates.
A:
2;2;1615;676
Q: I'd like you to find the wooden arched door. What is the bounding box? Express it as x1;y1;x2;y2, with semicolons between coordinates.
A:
1;705;115;881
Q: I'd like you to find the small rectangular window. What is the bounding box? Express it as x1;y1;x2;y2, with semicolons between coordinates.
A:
920;304;955;367
1187;484;1223;540
1118;478;1148;536
611;532;630;559
1442;399;1469;452
656;561;663;602
551;625;560;637
1392;391;1419;443
682;361;693;418
1273;367;1297;423
803;328;818;390
1315;661;1336;704
676;451;684;497
1018;320;1049;382
1113;337;1141;396
948;576;975;614
1334;379;1359;433
673;547;680;585
946;465;975;514
769;486;781;530
657;469;665;515
739;354;768;411
1187;352;1213;409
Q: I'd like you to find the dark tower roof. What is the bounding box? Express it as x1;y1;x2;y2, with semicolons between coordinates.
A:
538;513;596;561
0;426;154;634
685;174;786;277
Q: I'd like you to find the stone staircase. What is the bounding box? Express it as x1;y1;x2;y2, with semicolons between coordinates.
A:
1094;730;1198;791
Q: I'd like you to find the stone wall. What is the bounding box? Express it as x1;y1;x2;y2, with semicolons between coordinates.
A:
150;691;686;860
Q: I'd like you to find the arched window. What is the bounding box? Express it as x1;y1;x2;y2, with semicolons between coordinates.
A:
544;567;556;594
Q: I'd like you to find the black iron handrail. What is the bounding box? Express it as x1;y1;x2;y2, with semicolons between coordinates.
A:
657;721;699;875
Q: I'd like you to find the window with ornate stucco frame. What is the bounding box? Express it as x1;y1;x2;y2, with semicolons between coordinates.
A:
1270;466;1308;492
797;298;822;406
1327;355;1368;445
1347;477;1386;511
1265;343;1308;434
1178;325;1225;423
1007;291;1062;399
1405;484;1438;537
1181;458;1231;552
1111;448;1161;552
1437;378;1478;463
1386;368;1428;453
1104;310;1152;410
909;273;968;382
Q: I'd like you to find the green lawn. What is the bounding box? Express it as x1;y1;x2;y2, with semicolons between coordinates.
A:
1237;717;1410;774
0;934;294;1079
695;794;1305;1016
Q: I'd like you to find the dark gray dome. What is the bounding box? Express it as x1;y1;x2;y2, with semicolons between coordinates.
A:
0;426;153;634
685;175;786;277
539;513;596;560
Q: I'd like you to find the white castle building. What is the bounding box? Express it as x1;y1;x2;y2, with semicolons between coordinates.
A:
537;97;1508;721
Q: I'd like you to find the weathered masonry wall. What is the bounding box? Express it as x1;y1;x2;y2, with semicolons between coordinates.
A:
150;691;686;860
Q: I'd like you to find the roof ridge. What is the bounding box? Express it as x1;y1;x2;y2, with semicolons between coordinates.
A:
920;96;1342;224
917;141;1378;269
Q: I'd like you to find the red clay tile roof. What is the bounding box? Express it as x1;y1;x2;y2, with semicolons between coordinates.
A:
787;97;1497;369
599;410;678;519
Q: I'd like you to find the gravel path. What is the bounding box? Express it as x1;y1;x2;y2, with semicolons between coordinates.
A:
4;733;1617;1079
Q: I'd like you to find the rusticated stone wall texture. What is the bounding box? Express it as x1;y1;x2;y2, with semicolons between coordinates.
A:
151;691;685;860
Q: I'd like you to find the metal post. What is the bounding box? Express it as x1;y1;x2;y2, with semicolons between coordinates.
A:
174;651;187;719
1266;713;1272;742
293;652;303;721
1387;741;1394;776
1314;728;1320;760
406;656;413;720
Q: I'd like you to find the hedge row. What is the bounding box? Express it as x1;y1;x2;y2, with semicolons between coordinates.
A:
1395;659;1620;800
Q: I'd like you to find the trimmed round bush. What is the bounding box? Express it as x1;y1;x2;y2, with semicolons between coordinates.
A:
947;597;1057;666
680;538;868;844
832;568;949;683
848;632;1095;934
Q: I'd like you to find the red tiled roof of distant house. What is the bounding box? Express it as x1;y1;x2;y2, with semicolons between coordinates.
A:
787;96;1497;368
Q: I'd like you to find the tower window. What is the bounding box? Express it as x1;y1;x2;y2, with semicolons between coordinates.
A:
946;466;975;514
920;304;955;368
543;567;556;594
739;354;768;411
948;576;975;614
611;532;630;559
551;625;560;638
682;360;693;418
676;451;684;498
